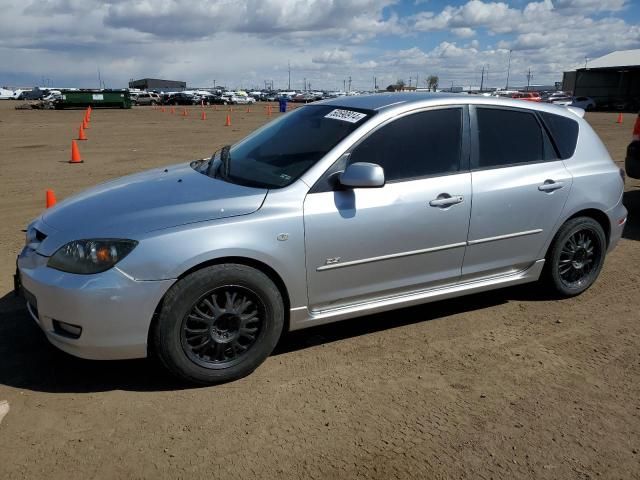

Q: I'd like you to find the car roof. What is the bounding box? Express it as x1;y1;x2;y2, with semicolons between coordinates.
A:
316;92;464;111
314;92;583;119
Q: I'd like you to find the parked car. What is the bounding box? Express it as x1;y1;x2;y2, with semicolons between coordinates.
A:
541;91;569;102
292;93;317;103
16;93;627;384
625;111;640;178
221;93;256;105
164;93;196;105
0;88;14;100
511;92;541;102
551;96;596;111
192;93;217;105
131;92;159;106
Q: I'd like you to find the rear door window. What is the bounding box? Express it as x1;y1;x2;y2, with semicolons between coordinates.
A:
475;107;555;168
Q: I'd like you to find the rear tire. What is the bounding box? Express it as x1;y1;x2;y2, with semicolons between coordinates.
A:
543;217;606;297
154;264;284;384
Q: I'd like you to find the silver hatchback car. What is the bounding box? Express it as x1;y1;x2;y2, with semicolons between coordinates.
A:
17;93;627;384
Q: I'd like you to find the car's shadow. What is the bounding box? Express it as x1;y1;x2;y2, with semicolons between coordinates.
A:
623;188;640;241
0;282;553;394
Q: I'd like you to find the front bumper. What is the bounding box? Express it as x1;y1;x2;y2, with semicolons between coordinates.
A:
17;247;174;360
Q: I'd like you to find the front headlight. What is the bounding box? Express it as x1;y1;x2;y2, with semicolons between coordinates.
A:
48;239;138;274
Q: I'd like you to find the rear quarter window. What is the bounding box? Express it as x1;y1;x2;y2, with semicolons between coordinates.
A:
539;112;579;159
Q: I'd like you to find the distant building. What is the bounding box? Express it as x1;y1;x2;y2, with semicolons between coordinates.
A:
563;49;640;110
128;78;186;91
386;84;417;92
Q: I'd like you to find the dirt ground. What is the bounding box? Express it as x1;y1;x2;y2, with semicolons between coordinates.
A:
0;101;639;480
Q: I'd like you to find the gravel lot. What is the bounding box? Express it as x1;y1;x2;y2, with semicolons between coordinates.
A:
0;101;639;479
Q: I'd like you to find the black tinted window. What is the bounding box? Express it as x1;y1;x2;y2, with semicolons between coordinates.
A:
477;108;553;168
349;108;462;182
540;112;579;159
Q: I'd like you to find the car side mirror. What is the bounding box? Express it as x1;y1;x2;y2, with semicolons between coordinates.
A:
339;162;385;188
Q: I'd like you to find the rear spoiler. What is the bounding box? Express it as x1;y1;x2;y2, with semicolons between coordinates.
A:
567;106;585;118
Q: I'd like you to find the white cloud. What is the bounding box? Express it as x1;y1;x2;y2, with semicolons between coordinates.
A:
312;48;353;64
451;27;475;38
553;0;628;13
0;0;638;91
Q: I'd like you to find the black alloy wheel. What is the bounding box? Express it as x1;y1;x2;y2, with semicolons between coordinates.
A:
154;264;284;384
181;286;265;368
545;216;606;297
557;229;600;289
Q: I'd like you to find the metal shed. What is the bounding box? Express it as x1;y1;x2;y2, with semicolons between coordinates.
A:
563;49;640;111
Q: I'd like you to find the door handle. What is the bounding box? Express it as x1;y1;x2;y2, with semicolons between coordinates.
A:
429;194;464;207
538;180;565;192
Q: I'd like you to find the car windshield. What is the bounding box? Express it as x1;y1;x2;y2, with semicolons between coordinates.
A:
193;104;375;189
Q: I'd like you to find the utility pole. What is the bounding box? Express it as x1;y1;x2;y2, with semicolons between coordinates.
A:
343;79;346;92
505;50;512;90
416;73;419;90
584;57;589;69
97;68;102;90
303;77;306;91
288;60;291;90
526;68;533;91
480;65;485;92
348;76;352;92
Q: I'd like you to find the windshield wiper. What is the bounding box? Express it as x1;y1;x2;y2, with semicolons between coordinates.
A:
220;145;231;179
204;144;232;179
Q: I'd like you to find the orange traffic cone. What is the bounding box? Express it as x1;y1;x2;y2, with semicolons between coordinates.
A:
617;112;623;124
247;106;251;113
85;110;90;122
214;105;218;111
201;110;207;121
77;124;87;140
70;140;83;163
225;114;231;127
170;106;175;114
161;106;165;112
45;189;57;208
83;118;89;130
182;108;188;117
267;105;272;117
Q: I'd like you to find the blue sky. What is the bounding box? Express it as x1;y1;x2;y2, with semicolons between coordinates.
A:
1;0;639;90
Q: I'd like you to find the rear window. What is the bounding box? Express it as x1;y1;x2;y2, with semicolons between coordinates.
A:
539;112;579;159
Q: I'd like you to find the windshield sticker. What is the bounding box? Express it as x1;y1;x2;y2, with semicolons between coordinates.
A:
324;109;367;123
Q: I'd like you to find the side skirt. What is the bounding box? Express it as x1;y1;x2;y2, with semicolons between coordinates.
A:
288;259;545;331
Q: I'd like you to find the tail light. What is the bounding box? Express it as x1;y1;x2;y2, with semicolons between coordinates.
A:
633;113;640;141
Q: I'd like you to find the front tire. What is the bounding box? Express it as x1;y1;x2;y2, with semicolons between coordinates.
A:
154;264;284;384
543;217;606;297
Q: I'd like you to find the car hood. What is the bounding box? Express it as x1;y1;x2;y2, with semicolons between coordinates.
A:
40;162;267;239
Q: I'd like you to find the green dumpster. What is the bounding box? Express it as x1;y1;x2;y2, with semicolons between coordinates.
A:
54;89;132;109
